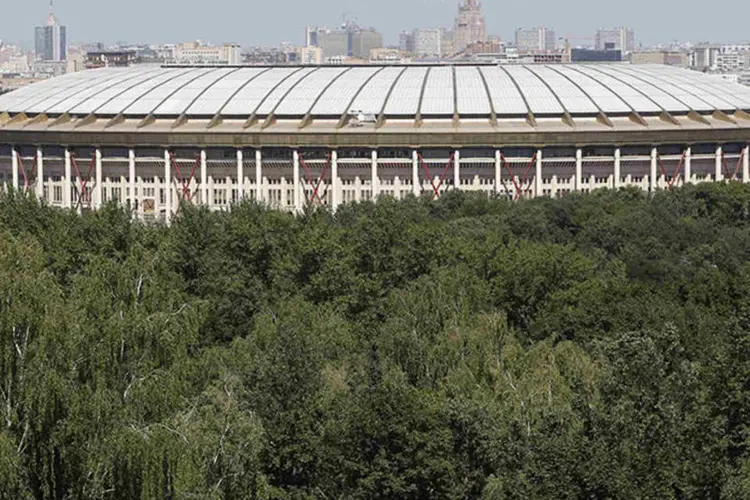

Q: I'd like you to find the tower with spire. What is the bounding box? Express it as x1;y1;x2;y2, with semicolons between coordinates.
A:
35;0;67;62
454;0;486;53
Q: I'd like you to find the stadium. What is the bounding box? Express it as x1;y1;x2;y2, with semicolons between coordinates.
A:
0;63;749;221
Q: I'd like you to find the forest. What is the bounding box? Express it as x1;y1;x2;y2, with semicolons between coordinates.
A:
2;184;750;499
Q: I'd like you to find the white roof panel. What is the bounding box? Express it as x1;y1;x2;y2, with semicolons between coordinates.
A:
185;67;268;116
504;66;564;115
383;66;428;116
616;66;715;111
0;71;97;113
349;66;404;114
663;69;750;109
525;66;598;114
221;67;301;116
312;67;379;115
22;69;123;114
274;67;348;116
253;67;318;115
455;66;491;115
593;66;689;112
550;66;631;114
570;66;660;113
67;67;166;115
153;68;235;115
95;68;192;115
45;67;158;115
124;68;214;115
632;66;740;110
420;66;455;115
478;66;528;115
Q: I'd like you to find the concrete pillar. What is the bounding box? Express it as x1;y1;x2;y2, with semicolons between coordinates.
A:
11;147;18;191
614;148;621;190
255;150;262;203
129;149;136;210
164;149;171;224
64;149;72;209
743;146;750;183
395;176;402;200
684;147;692;185
200;150;207;205
454;150;460;191
650;147;658;192
412;150;420;196
331;149;339;209
94;149;103;209
575;148;582;192
371;150;379;199
535;150;543;197
236;149;244;202
36;148;44;201
355;176;362;203
494;149;501;194
716;145;723;182
293;150;302;211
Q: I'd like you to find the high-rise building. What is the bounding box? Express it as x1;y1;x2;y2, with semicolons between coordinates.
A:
514;27;555;52
413;29;442;57
34;0;67;62
399;31;415;54
595;27;635;53
454;0;486;53
306;22;383;59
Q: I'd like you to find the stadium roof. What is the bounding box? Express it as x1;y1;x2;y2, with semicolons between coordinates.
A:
2;63;750;120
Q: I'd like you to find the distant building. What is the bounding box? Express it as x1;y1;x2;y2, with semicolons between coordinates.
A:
35;2;67;62
595;27;635;53
570;48;621;62
174;42;241;65
399;31;415;54
85;51;138;68
454;0;486;53
414;29;442;57
297;46;323;65
305;22;383;60
515;27;555;52
630;51;688;67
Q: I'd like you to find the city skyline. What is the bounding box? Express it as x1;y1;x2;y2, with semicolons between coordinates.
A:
1;0;749;48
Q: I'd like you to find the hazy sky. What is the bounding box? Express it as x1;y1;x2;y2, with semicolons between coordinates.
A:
3;0;750;47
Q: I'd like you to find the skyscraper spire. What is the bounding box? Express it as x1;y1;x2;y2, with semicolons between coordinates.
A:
47;0;57;26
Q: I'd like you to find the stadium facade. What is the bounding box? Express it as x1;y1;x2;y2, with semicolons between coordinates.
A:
0;63;749;222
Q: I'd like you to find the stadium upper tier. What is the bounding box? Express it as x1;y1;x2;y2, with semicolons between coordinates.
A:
2;63;750;119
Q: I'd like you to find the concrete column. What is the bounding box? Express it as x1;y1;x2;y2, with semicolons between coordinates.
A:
614;148;621;190
128;149;136;210
716;145;723;182
11;147;18;191
684;147;692;185
551;175;558;198
412;150;420;196
535;149;543;197
164;149;171;224
200;150;207;205
236;149;244;202
293;150;302;211
331;149;339;209
94;149;103;209
395;176;402;200
650;147;658;192
743;146;750;183
355;176;362;203
36;148;44;201
371;150;379;199
575;148;582;192
494;149;501;194
254;150;262;202
454;150;460;191
64;149;72;209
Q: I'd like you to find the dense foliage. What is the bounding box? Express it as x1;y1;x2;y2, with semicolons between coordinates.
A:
3;184;750;498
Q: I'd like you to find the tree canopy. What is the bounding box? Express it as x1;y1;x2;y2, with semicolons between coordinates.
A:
2;184;750;498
